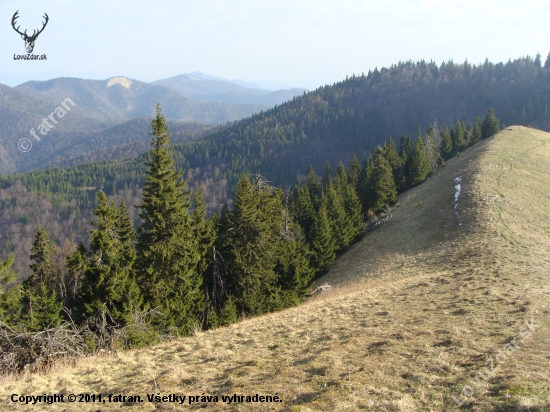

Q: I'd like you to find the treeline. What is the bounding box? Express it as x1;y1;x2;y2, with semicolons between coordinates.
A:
0;105;501;371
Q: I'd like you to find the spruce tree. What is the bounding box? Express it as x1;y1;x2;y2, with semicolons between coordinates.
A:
0;255;17;288
410;136;431;186
24;285;63;331
333;163;364;240
358;157;373;213
24;229;63;330
292;183;316;241
383;136;402;187
65;243;88;310
343;184;365;240
116;198;136;267
310;206;336;270
472;117;482;144
222;174;281;316
79;191;139;325
466;123;473;146
324;182;353;250
398;134;407;158
334;163;348;198
401;136;414;190
27;228;58;296
136;104;203;333
481;109;500;139
452;120;466;154
115;198;141;316
440;126;453;160
275;216;314;307
545;51;550;69
363;148;397;212
0;256;24;326
321;161;333;191
347;154;362;192
191;184;216;281
305;165;321;205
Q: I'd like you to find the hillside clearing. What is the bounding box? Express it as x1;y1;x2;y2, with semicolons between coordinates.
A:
1;126;549;411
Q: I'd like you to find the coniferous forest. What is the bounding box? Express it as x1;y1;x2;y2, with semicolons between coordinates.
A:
0;96;503;371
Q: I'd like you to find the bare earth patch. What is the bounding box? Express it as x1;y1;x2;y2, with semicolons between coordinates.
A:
106;77;133;88
1;126;549;411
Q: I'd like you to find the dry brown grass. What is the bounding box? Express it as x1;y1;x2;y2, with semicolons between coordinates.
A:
1;126;549;411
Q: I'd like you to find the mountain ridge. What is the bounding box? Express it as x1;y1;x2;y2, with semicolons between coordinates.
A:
16;76;265;123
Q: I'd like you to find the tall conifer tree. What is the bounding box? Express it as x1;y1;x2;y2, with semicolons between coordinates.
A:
292;183;316;241
410;136;431;186
24;229;62;330
305;165;321;206
79;191;139;325
310;206;336;270
481;109;500;139
191;184;216;281
383;136;402;187
362;148;397;212
451;120;466;154
440;126;453;160
324;183;353;250
0;256;24;326
222;174;281;316
136;104;203;333
343;184;365;240
27;228;58;296
472;117;482;144
347;154;362;192
321;161;333;191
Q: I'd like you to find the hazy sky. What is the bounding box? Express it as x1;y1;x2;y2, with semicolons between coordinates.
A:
1;0;549;90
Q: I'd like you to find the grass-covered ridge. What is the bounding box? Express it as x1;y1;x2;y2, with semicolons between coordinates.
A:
2;126;548;411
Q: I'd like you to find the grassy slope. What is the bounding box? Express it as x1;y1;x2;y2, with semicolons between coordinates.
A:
2;126;549;411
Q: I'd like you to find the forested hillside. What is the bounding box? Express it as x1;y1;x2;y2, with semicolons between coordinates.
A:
0;83;116;173
0;79;231;173
1;53;549;276
19;118;216;172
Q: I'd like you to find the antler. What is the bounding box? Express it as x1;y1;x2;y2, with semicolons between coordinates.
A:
11;11;26;37
29;13;49;40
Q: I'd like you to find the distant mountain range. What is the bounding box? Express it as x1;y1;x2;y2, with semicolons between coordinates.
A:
0;73;306;173
151;73;307;106
188;72;262;89
16;76;265;123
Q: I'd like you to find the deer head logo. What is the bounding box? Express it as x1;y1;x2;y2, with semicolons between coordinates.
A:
11;11;49;54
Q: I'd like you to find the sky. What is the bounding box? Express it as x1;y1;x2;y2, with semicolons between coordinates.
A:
1;0;549;90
